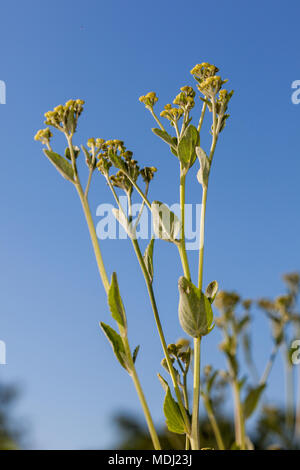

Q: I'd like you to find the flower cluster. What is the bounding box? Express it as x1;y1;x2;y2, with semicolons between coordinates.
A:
44;99;85;135
173;86;195;111
140;166;157;184
34;127;53;146
190;63;226;98
160;103;183;124
139;92;158;109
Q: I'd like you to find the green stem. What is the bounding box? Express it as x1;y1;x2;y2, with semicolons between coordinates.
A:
190;337;201;450
260;344;278;385
232;379;246;449
122;336;161;450
76;186;110;294
182;374;190;450
75;182;160;450
131;237;191;434
203;397;225;450
189;186;208;450
197;102;207;133
105;178;190;435
178;171;191;281
197;187;208;289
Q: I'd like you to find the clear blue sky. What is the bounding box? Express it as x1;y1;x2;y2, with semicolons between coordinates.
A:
0;0;299;449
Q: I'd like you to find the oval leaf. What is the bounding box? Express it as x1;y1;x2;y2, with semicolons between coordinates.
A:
43;149;75;182
205;280;219;304
243;384;266;420
143;238;155;283
100;322;128;371
178;125;199;171
178;277;214;338
108;272;127;329
163;386;186;434
151;201;181;242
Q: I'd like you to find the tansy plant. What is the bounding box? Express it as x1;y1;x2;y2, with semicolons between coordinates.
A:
35;63;233;450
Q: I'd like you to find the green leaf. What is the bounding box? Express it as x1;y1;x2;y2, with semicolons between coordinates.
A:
152;128;174;147
163;386;185;434
143;238;155;283
177;125;199;171
108;149;126;171
152;128;178;157
178;277;214;338
243;384;266;420
108;272;127;329
64;146;80;161
132;345;140;364
157;373;169;393
81;145;92;166
151;201;181;242
43;149;75;182
196;146;210;188
100;322;128;371
205;280;219;304
112;208;134;238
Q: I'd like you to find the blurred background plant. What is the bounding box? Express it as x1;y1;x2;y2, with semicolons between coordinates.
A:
109;271;300;450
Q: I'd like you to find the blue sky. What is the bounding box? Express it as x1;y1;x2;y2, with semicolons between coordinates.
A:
0;0;299;449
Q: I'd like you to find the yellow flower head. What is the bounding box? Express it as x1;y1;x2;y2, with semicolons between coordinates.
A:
139;91;158;108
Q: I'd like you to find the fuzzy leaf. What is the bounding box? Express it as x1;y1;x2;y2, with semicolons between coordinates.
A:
152;128;174;146
243;384;266;420
143;238;155;283
178;125;199;171
196;147;210;188
205;281;219;304
152;128;178;156
178;277;214;338
157;373;169;393
43;149;75;182
112;208;134;238
151;201;181;242
163;386;185;434
100;322;128;371
108;272;126;329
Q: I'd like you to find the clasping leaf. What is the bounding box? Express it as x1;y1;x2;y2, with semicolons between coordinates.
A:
178;277;214;338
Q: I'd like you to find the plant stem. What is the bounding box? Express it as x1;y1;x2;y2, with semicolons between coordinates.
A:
74;180;161;449
122;336;161;450
190;337;201;450
178;171;191;281
189;185;208;450
76;185;110;293
105;178;190;435
260;344;278;385
197;187;208;289
131;237;191;434
182;373;190;450
232;379;246;449
203;397;225;450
